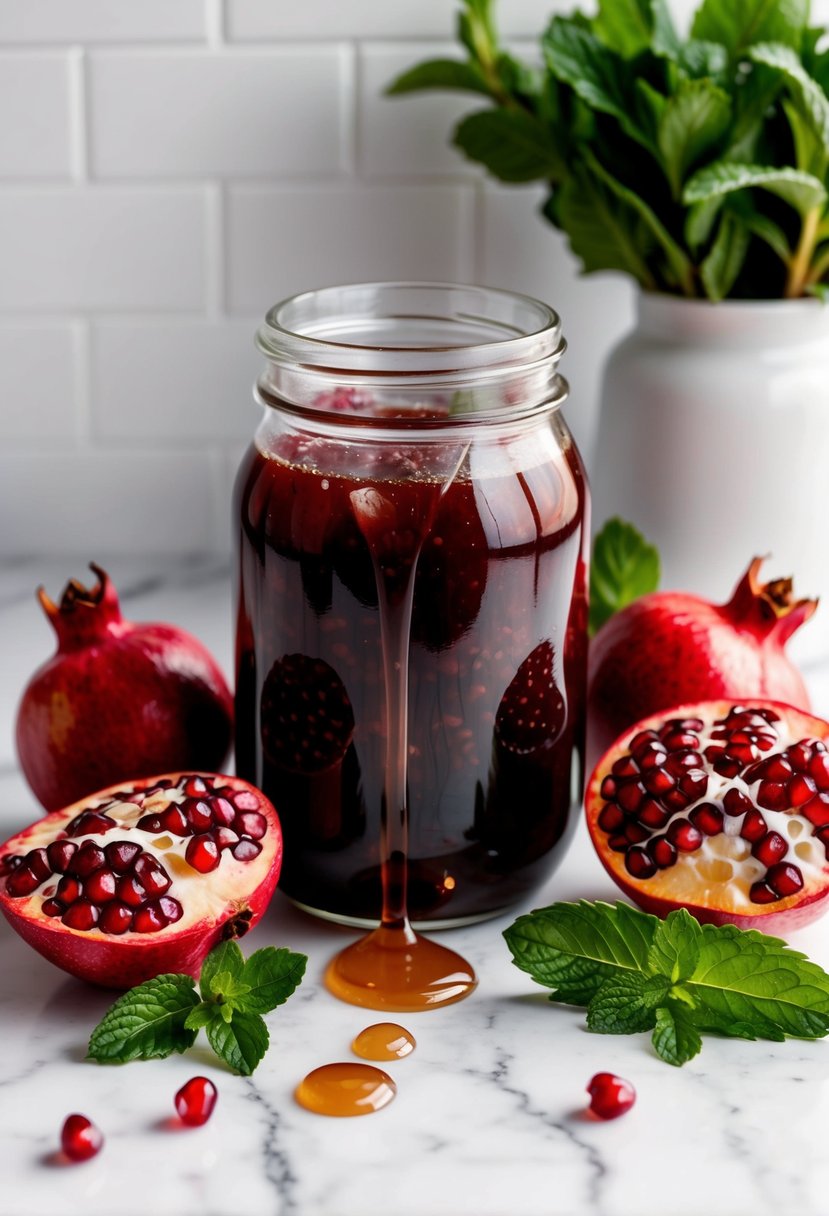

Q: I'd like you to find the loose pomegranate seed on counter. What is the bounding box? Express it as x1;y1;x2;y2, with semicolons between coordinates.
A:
175;1077;218;1126
586;1073;636;1120
60;1114;103;1162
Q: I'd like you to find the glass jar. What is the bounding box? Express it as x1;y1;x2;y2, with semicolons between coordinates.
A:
233;282;589;928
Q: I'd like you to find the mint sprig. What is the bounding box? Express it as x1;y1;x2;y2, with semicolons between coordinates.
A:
88;942;307;1076
589;517;660;636
504;901;829;1066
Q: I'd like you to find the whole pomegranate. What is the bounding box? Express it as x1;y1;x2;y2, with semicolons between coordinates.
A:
587;558;815;769
16;565;233;811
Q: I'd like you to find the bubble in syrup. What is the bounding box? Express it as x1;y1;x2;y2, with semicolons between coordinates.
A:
352;1023;416;1061
295;1063;396;1117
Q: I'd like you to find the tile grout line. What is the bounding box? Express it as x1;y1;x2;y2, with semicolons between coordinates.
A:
72;318;93;450
68;46;89;183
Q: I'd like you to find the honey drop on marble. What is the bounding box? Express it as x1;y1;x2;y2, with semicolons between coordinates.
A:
352;1022;416;1061
295;1063;396;1117
325;923;477;1012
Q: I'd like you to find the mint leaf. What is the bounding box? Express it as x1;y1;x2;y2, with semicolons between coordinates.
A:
652;1005;703;1066
589;517;660;635
504;900;659;1004
684;161;827;219
691;0;809;56
236;947;308;1016
453;109;564;182
209;970;252;1005
593;0;654;59
657;78;732;198
88;975;199;1064
551;172;657;288
587;973;669;1034
386;58;491;98
648;908;703;983
206;1011;269;1077
183;1004;223;1033
199;940;245;1000
700;210;752;301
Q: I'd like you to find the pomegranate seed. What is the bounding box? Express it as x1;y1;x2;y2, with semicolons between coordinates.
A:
629;729;659;755
46;840;78;873
723;788;752;817
809;752;829;790
788;741;815;771
756;707;780;723
182;775;209;796
157;896;183;923
116;875;147;908
62;900;100;931
84;869;117;904
235;811;267;840
643;768;675;796
613;756;640;778
42;898;64;917
98;902;133;935
638;748;668;771
598;804;625;833
624;821;649;844
56;874;82;904
726;741;760;765
756;781;789;811
104;840;142;873
185;835;220;873
661;788;691;810
60;1114;103;1162
766;862;804;898
6;866;43;897
136;813;164;833
231;789;260;812
68;842;106;878
210;827;240;851
158;806;189;836
183;798;213;833
133;855;172;896
600;776;618;800
624;847;656;879
679;768;708;799
586;1073;635;1120
788;773;817;807
740;810;768;842
608;834;628;852
27;848;51;882
133;904;166;933
689;803;724;835
636;800;671;830
752;831;788;867
65;811;116;837
750;881;779;904
232;839;262;862
802;793;829;828
667;819;703;852
647;835;677;868
209;796;236;827
175;1076;218;1126
665;751;699;775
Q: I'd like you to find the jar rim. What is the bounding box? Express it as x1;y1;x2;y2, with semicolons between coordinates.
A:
257;281;564;373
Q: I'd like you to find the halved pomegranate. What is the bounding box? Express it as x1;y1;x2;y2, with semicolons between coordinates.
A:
585;701;829;932
0;773;282;988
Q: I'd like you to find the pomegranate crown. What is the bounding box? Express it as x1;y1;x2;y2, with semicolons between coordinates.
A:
37;563;123;648
726;557;817;643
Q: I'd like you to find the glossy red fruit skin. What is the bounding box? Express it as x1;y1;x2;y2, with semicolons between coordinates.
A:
60;1114;104;1162
587;559;815;771
586;1073;636;1120
175;1076;218;1126
0;773;282;989
15;564;234;811
585;700;829;934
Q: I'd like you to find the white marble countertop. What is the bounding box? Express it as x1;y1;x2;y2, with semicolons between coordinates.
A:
2;557;829;1216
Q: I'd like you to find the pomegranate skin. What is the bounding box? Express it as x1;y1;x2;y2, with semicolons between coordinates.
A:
0;773;282;989
15;564;234;811
587;558;815;770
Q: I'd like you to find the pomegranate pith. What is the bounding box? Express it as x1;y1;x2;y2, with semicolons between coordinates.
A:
586;700;829;931
60;1114;103;1162
0;772;282;988
587;559;815;769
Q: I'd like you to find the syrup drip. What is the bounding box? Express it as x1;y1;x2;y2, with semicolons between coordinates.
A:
352;1022;416;1060
325;463;477;1012
295;1063;396;1117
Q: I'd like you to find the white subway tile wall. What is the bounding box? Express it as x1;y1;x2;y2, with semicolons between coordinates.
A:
1;0;821;555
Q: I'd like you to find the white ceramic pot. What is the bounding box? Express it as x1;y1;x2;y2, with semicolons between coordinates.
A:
590;294;829;662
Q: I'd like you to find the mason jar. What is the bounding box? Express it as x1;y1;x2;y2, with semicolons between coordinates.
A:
233;282;589;927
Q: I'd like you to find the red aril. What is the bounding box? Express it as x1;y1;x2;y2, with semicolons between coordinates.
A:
586;1073;635;1120
175;1077;218;1126
15;564;233;811
587;559;815;769
586;700;829;931
0;773;281;988
60;1114;103;1162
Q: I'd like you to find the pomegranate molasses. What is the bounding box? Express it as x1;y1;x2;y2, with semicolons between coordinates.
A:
351;1022;416;1060
234;284;589;941
295;1062;397;1117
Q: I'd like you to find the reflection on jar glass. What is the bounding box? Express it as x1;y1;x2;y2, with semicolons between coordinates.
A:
233;282;589;928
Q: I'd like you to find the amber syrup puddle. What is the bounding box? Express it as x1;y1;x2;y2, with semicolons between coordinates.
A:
324;462;478;1013
352;1022;416;1060
295;1063;397;1117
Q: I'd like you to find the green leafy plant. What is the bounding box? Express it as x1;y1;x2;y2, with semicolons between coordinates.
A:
589;516;660;635
389;0;829;300
87;941;307;1076
504;900;829;1064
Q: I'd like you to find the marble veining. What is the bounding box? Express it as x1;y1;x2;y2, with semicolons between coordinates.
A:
1;558;829;1216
